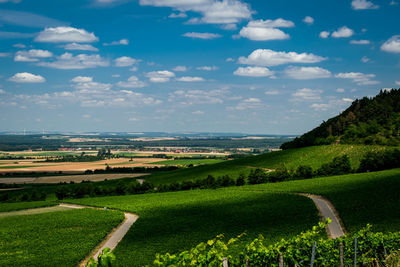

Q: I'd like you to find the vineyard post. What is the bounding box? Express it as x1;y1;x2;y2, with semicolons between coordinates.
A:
279;253;283;267
222;257;228;267
311;241;316;267
245;259;249;267
354;237;358;267
340;241;344;267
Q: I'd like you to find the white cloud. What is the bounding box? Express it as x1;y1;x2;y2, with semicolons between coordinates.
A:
231;97;266;110
303;16;314;25
350;39;370;45
361;56;370;63
226;57;234;62
116;76;146;88
335;72;379;85
176;76;205;82
192;110;204;115
8;72;45;83
0;0;21;3
319;31;330;39
71;76;93;83
37;53;109;69
381;35;400;53
196;66;218;71
284;66;331;80
233;66;274;77
64;43;99;51
35;27;98;43
310;103;330;111
239;26;289;41
112;74;121;78
13;43;26;48
129;66;138;72
169;12;187;18
104;39;129;46
14;49;53;62
336;88;345;93
0;52;11;57
351;0;379;10
182;32;222;39
238;49;326;66
82;114;91;119
239;18;293;41
168;88;227;105
291;88;322;102
173;65;188;72
342;98;353;102
140;0;252;25
331;26;354;38
395;81;400;86
0;89;5;94
114;56;139;67
146;70;175;83
128;117;139;121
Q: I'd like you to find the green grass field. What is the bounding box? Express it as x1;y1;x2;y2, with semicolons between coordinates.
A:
249;168;400;233
146;144;388;185
69;189;319;266
0;200;58;212
152;158;226;166
0;208;124;267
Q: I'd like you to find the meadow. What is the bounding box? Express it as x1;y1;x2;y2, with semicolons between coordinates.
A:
0;208;124;267
0;200;57;212
152;158;226;166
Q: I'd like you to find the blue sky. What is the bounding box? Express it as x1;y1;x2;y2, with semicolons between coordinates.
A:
0;0;399;134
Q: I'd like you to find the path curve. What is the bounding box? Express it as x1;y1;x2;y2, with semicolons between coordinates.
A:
298;193;346;238
58;203;139;266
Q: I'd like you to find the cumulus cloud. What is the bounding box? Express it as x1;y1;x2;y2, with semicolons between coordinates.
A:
335;72;379;85
319;31;330;39
233;66;274;77
114;56;139;67
231;97;266;110
146;70;175;83
239;18;293;41
104;39;129;46
176;76;205;82
140;0;253;25
238;49;326;66
71;76;93;83
265;90;279;95
310;103;330;111
64;43;99;52
350;39;370;45
303;16;314;25
35;27;99;43
116;76;146;88
351;0;379;10
169;12;187;18
381;35;400;53
361;56;370;63
395;81;400;86
291;88;322;102
0;52;11;57
14;49;53;62
342;98;353;102
192;110;204;115
8;72;46;83
331;26;354;38
173;66;188;72
168;88;227;105
196;66;218;71
182;32;222;39
336;88;345;93
284;66;331;80
37;53;109;69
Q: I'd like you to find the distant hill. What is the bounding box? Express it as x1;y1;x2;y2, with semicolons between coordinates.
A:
281;88;400;149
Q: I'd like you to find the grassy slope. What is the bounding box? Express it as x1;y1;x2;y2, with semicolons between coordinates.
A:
69;190;319;266
146;145;387;185
0;200;58;212
0;208;124;267
151;158;226;166
248;168;400;233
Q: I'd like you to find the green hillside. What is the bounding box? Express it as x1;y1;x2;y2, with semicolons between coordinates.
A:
146;144;388;185
281;89;400;149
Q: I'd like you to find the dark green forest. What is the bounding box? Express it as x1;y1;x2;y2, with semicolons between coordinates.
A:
281;88;400;149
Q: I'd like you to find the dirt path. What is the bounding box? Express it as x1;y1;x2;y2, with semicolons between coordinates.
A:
0;205;74;218
299;193;346;238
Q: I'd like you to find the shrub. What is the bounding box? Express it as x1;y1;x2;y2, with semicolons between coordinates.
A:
317;155;352;176
294;165;314;179
235;173;246;186
248;169;267;184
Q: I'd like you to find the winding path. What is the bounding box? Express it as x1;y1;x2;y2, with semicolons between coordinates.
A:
299;193;346;238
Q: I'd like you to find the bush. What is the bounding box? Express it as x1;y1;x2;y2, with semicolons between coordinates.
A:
358;149;400;172
248;169;267;184
294;165;313;179
235;173;246;186
317;155;352;176
267;166;290;183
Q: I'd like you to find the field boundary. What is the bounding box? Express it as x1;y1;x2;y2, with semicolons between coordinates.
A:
298;193;347;238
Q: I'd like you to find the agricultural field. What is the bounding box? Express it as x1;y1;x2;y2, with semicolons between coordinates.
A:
145;144;389;185
68;189;319;266
0;200;57;212
0;208;124;267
